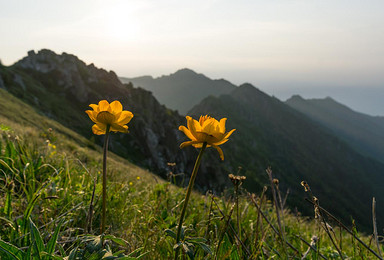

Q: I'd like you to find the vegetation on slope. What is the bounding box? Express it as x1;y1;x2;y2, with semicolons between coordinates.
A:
1;87;383;259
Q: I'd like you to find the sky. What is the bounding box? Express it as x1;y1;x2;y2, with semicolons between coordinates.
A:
1;0;383;116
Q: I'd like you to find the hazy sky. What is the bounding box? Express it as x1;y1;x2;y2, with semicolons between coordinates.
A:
1;0;383;115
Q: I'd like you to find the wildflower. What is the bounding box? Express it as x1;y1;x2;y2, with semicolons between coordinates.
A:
86;100;133;135
129;182;133;186
136;176;140;180
175;114;235;259
179;115;235;160
85;100;133;234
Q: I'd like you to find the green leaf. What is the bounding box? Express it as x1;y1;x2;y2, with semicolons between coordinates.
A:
22;194;41;234
133;251;149;259
4;187;12;218
45;220;63;256
186;237;206;243
0;239;24;260
126;247;149;259
103;235;128;247
197;242;212;255
25;241;33;260
30;218;44;259
57;244;66;257
164;229;176;240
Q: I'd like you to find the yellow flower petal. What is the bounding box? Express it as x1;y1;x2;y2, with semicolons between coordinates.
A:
219;118;227;133
98;100;111;112
92;124;106;135
85;110;98;123
187;116;199;136
179;126;196;141
212;138;229;146
191;118;202;133
89;104;99;112
110;101;123;114
117;111;134;125
111;124;128;133
224;129;236;139
213;145;224;160
180;140;198;149
201;119;217;135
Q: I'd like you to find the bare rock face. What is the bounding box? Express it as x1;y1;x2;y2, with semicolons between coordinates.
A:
14;49;123;103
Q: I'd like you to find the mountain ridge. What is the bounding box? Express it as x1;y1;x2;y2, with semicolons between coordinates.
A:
120;68;237;114
286;94;384;163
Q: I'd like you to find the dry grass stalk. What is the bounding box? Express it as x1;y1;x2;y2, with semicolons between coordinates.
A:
211;196;251;258
249;193;300;256
266;167;288;257
372;197;383;258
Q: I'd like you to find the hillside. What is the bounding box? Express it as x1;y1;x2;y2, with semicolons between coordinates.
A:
2;49;384;231
0;50;231;190
0;95;377;258
0;88;158;185
189;83;384;231
120;68;236;114
286;95;384;163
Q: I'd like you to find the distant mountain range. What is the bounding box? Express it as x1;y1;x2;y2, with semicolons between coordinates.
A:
1;49;384;231
120;69;236;115
286;95;384;163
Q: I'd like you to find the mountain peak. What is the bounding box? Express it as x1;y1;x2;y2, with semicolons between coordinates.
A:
12;49;123;102
239;82;256;89
14;49;86;73
123;68;236;114
232;83;266;97
286;94;305;103
174;68;198;75
169;68;206;79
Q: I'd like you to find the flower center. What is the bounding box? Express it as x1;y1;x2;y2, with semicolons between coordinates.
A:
96;111;116;125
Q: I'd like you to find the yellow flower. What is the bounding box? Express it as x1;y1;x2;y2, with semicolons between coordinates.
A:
86;100;133;135
179;115;235;160
136;176;141;180
129;182;133;186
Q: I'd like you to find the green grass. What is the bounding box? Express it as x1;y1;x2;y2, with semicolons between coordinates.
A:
0;89;383;259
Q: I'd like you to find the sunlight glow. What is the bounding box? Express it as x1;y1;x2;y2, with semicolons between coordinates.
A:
101;3;140;42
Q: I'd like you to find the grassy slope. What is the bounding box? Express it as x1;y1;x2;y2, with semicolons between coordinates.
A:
0;89;381;259
0;88;159;185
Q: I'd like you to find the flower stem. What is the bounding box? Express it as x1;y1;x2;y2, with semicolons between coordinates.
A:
175;142;207;259
101;125;110;234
